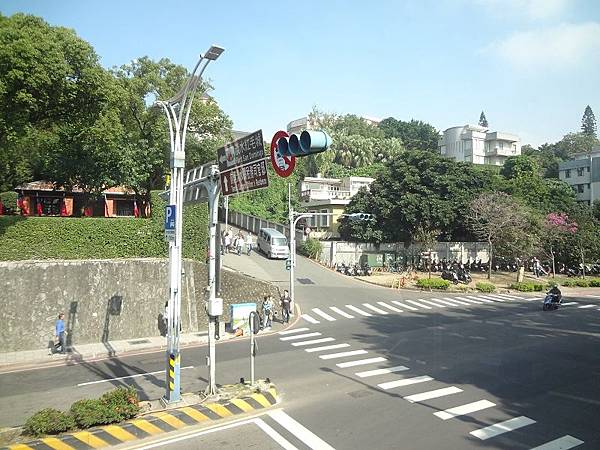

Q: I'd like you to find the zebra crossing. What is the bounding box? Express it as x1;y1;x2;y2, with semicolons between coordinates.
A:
299;293;600;324
277;326;585;449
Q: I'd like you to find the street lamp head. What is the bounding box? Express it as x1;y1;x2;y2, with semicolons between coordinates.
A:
203;45;225;61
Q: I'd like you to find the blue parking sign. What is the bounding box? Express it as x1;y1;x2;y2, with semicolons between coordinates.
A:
164;205;176;241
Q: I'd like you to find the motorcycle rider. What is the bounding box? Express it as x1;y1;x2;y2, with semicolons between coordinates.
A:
547;285;562;303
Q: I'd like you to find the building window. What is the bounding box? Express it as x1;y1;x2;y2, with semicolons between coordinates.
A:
308;210;317;227
577;167;584;176
587;183;591;189
38;197;61;215
587;167;591;172
116;200;134;216
577;184;584;193
565;170;571;178
320;209;329;227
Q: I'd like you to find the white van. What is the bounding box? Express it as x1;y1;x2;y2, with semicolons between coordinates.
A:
257;228;290;259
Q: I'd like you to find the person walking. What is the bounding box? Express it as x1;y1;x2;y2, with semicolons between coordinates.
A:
261;295;274;329
280;290;291;324
246;233;253;255
224;231;231;254
54;312;67;354
237;233;244;256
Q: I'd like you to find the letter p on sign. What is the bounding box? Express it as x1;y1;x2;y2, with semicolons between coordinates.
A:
164;205;176;242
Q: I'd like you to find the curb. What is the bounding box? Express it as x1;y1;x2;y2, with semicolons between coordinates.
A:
2;388;279;450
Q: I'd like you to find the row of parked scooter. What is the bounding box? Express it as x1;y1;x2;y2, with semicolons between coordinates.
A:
334;262;373;277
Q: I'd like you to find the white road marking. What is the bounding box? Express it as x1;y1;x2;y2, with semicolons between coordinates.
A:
268;409;336;450
319;350;368;360
585;294;600;298
345;304;372;316
305;343;350;353
291;337;335;347
377;376;433;390
329;306;354;318
496;293;524;299
454;296;475;304
336;357;387;368
279;327;310;335
404;386;463;403
280;332;322;341
312;308;336;321
355;366;410;378
434;399;496;420
463;296;485;304
300;314;320;324
529;435;584;450
483;294;508;301
406;300;432;310
254;418;300;450
392;301;419;311
470;416;536;440
474;295;497;303
420;299;447;308
444;297;471;306
562;302;579;306
77;366;194;387
430;298;459;307
377;301;403;312
578;304;596;309
362;303;388;314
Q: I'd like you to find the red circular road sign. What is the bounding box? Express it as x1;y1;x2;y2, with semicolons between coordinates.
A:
270;130;296;178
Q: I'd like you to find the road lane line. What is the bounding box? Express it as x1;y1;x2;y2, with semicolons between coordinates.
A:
278;327;310;335
483;294;508;301
463;296;485;304
268;409;336;450
470;416;536;440
345;304;372;316
253;418;299;450
319;350;368;360
391;301;419;311
419;299;447;308
300;314;320;324
406;300;432;310
312;308;337;321
578;304;596;309
305;343;350;353
443;297;471;306
404;386;463;403
336;357;387;368
77;366;194;387
291;337;335;347
430;298;459;307
280;332;322;341
329;306;354;318
433;399;496;420
355;366;410;378
562;302;579;306
377;301;403;312
495;293;524;299
362;303;388;314
585;295;600;298
530;435;584;450
455;296;475;304
474;295;497;303
377;376;433;390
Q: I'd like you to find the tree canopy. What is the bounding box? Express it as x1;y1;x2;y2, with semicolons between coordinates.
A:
581;105;597;137
378;117;439;152
478;111;488;128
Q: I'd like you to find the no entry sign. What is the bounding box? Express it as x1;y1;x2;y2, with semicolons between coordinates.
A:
270;130;296;178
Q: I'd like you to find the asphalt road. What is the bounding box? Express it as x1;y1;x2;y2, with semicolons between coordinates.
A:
2;254;599;449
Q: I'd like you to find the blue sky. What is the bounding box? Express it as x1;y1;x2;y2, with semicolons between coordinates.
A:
2;0;600;146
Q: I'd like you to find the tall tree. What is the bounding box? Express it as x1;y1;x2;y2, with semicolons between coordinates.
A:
478;111;488;128
378;117;439;152
542;212;578;277
581;105;597;137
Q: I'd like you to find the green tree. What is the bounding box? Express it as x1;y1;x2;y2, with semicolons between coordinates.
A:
581;105;597;137
378;117;439;152
478;111;488;128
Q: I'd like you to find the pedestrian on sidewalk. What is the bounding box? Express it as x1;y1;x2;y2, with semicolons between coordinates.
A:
54;312;67;354
261;295;274;329
237;232;244;256
246;233;253;255
280;289;291;324
224;230;232;254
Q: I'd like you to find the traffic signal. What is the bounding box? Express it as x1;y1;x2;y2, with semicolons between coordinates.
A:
277;130;332;157
339;213;375;222
285;258;292;270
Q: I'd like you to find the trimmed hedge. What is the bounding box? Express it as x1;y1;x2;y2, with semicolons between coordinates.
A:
25;387;140;437
416;278;451;290
0;191;208;261
561;278;600;287
590;279;600;287
476;282;496;293
510;282;545;292
299;238;322;259
0;191;17;211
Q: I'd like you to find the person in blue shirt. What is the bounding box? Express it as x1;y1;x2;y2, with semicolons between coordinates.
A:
54;313;66;354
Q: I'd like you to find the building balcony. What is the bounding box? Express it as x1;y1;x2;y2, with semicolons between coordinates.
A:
301;188;352;203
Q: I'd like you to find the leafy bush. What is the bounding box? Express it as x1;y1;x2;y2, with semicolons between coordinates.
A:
589;279;600;287
0;191;17;212
70;399;107;428
299;238;322;259
0;191;208;261
510;282;545;292
416;278;451;290
575;279;590;287
24;408;75;437
100;387;140;422
561;279;578;287
476;282;496;293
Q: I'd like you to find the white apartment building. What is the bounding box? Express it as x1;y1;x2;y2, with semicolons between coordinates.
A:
299;174;375;238
287;115;381;135
438;124;521;166
558;147;600;206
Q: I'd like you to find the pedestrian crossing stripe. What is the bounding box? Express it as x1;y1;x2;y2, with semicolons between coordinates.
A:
4;390;279;450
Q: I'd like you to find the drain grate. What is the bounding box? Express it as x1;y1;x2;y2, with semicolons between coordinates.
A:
297;278;315;285
128;339;151;345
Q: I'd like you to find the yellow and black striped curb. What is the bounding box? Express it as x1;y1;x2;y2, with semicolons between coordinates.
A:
3;388;278;450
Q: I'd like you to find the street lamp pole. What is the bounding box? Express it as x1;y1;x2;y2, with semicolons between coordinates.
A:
156;45;224;405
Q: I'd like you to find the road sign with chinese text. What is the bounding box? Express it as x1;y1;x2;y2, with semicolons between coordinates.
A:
217;130;265;172
220;159;269;196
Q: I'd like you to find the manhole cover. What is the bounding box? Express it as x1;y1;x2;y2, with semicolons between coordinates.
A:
297;278;315;285
348;389;373;399
128;339;151;345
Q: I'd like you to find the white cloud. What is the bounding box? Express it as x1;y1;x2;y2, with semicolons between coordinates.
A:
487;22;600;70
475;0;571;20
